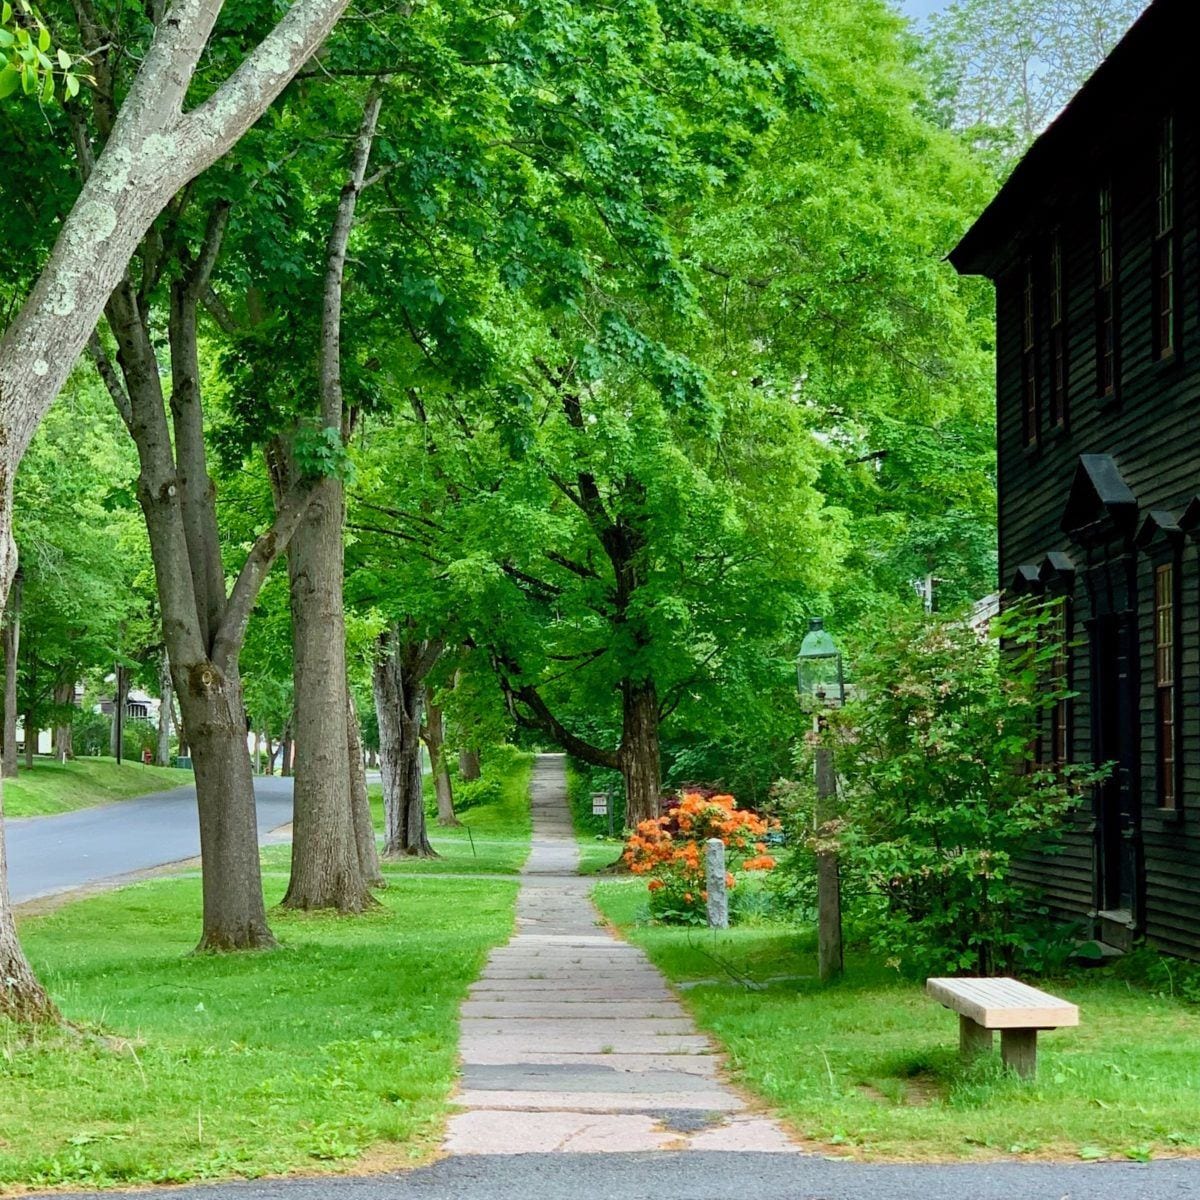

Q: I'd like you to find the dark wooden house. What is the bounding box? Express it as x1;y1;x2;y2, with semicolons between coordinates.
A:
951;0;1200;957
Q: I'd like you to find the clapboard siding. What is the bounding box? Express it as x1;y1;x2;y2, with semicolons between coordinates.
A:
952;0;1200;958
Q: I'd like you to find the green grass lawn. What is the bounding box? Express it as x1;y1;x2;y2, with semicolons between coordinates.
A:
593;878;1200;1163
2;756;194;819
0;760;532;1190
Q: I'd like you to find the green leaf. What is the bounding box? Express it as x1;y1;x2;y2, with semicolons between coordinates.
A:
64;70;78;98
56;46;69;69
40;63;52;102
0;64;19;98
36;22;48;52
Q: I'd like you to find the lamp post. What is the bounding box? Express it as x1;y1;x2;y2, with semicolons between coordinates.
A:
797;618;844;983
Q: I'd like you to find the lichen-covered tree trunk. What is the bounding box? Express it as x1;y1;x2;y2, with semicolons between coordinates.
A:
620;680;661;829
424;700;458;826
347;687;383;887
0;803;56;1022
1;570;19;780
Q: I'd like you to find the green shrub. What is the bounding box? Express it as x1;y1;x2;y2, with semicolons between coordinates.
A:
777;601;1105;977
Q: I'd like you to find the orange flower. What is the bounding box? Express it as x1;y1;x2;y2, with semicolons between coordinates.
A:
683;892;693;903
725;872;736;889
647;878;665;892
743;855;776;871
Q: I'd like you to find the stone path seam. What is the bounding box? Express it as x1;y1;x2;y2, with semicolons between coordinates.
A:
443;753;801;1155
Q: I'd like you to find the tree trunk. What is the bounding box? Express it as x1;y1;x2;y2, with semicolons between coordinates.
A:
22;710;34;769
373;632;437;857
156;652;173;765
264;732;275;776
173;695;188;758
367;746;377;769
281;478;369;912
347;687;383;886
280;723;293;777
109;664;129;761
2;574;19;780
619;679;661;829
274;90;381;913
177;673;275;951
424;700;458;825
458;747;481;782
53;678;74;762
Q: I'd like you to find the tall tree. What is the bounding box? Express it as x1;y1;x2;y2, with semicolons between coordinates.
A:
924;0;1150;169
0;0;350;1021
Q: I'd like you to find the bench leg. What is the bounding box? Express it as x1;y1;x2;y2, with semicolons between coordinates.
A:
1001;1029;1038;1079
959;1015;994;1060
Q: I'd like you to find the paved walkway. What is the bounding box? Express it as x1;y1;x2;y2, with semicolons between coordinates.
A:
444;754;797;1154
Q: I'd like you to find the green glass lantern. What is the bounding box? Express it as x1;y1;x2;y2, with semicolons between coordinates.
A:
796;618;845;707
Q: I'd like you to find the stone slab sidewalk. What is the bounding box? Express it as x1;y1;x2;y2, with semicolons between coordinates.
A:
443;754;800;1155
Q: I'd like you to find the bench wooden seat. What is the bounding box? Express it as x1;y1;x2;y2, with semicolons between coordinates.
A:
926;976;1078;1078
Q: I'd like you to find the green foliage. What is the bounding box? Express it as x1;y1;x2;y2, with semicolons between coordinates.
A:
777;602;1105;976
68;709;110;758
0;0;86;103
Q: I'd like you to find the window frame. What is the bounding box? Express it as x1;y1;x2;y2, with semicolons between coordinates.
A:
1153;559;1181;810
1153;113;1178;362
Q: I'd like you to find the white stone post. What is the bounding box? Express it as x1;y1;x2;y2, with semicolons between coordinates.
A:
705;837;728;928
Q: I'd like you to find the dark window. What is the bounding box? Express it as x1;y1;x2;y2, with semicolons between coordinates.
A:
1021;256;1039;445
1049;233;1068;428
1155;562;1178;809
1097;183;1116;398
1154;114;1176;360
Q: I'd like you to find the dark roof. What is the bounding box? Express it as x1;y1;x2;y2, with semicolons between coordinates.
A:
950;0;1183;277
1061;454;1138;545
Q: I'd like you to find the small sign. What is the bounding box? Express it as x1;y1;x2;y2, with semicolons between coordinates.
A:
591;792;609;816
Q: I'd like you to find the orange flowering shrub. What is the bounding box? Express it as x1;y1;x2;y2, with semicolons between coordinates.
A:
623;792;776;924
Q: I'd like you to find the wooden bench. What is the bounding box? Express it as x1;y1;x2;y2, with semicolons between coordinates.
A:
926;976;1078;1078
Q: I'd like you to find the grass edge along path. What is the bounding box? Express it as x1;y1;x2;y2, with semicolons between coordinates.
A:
3;756;195;819
0;763;532;1191
591;878;1200;1164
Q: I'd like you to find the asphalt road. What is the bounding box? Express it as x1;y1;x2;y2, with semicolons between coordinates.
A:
22;1153;1200;1200
6;774;294;904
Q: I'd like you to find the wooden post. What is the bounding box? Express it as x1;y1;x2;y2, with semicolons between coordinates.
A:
1001;1029;1038;1079
959;1014;994;1059
815;740;843;983
705;838;729;928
